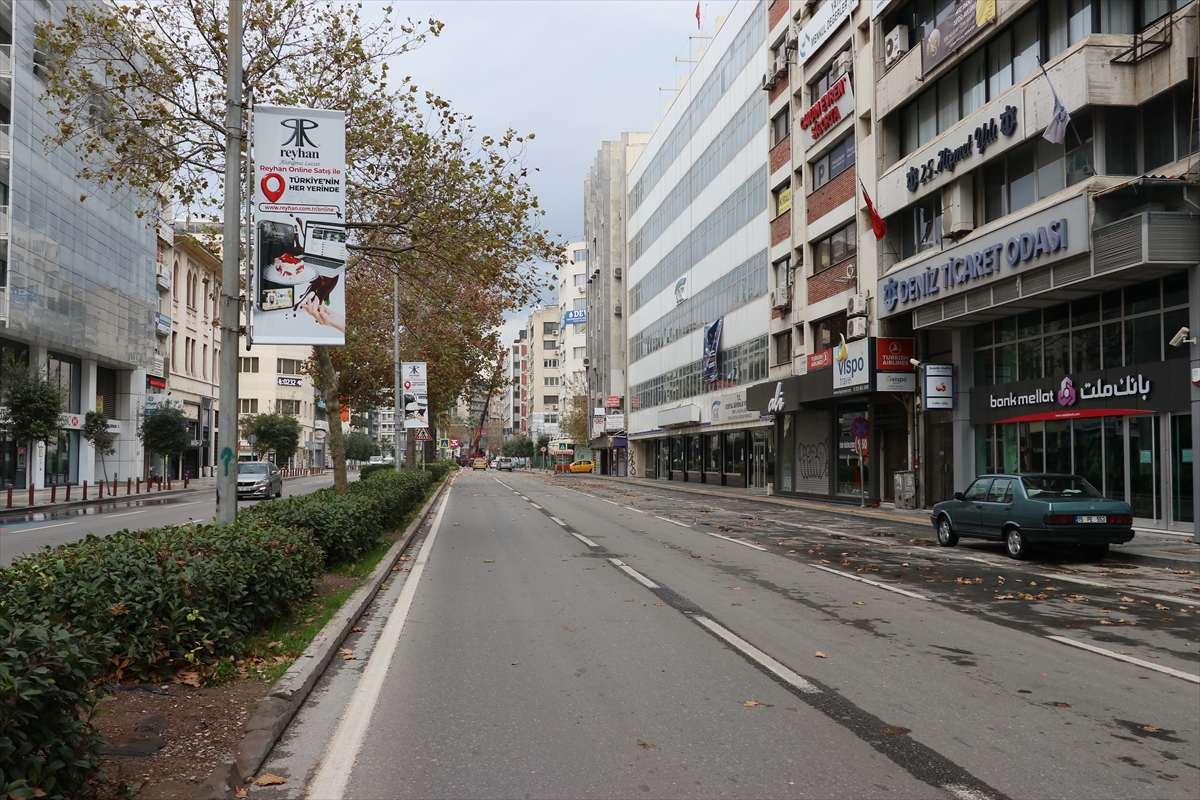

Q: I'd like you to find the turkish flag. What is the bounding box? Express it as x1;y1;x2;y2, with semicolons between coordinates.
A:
861;182;886;241
696;2;701;29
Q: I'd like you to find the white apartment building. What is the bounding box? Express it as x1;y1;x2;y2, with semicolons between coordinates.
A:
236;344;323;468
626;1;772;489
557;240;588;428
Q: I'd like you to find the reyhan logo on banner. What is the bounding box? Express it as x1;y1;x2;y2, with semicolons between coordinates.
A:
402;362;429;429
252;106;347;346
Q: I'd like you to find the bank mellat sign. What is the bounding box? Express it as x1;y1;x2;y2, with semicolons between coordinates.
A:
876;194;1088;320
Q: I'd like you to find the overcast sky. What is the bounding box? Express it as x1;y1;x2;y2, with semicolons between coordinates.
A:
387;0;737;342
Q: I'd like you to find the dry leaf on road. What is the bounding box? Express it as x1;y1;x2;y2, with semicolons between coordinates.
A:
853;601;865;605
815;651;827;658
1142;725;1160;732
731;603;742;607
565;627;576;631
1054;702;1071;708
351;626;363;633
637;739;655;749
267;641;284;650
234;788;248;799
484;559;495;563
256;774;287;786
172;671;202;687
742;700;760;707
882;727;910;735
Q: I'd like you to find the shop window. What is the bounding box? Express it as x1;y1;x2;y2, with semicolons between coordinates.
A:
813;221;856;274
687;435;702;473
706;434;722;472
813;135;854;190
724;431;746;475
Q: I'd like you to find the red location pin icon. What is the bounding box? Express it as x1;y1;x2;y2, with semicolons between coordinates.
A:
261;172;285;203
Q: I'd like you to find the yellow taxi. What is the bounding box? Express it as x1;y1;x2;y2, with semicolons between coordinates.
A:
472;458;487;470
568;459;595;474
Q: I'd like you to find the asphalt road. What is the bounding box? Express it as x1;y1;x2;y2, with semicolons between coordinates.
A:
257;470;1199;800
0;473;338;565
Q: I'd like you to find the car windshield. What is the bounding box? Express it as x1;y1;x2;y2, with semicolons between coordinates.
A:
239;463;268;474
1021;475;1103;499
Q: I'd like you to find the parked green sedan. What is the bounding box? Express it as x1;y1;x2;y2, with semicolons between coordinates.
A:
931;473;1135;560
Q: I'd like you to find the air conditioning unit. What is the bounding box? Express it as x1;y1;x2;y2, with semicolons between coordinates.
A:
761;72;776;92
847;293;868;317
613;304;622;316
613;267;622;279
582;357;591;366
551;405;559;411
771;285;793;310
833;51;853;77
771;53;788;79
847;315;868;340
577;285;585;293
884;25;909;69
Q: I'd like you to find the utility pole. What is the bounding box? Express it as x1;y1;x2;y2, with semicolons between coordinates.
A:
394;274;402;465
216;0;243;523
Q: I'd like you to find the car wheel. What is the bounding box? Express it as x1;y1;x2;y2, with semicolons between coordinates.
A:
936;517;959;547
1004;526;1029;560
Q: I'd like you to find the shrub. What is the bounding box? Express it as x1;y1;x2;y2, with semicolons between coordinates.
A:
356;469;431;525
425;459;459;484
359;462;395;481
0;521;322;678
242;489;385;567
0;611;111;799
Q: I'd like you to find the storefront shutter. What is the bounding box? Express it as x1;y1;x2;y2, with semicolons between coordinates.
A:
794;410;831;495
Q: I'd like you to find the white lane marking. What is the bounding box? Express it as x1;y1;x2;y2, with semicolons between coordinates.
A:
808;563;928;600
529;503;542;510
571;532;600;548
600;498;620;506
1045;635;1199;684
701;531;768;551
550;516;567;527
625;506;645;513
693;616;820;695
171;501;202;508
21;520;78;530
492;479;512;491
307;489;451;799
777;520;852;536
1035;573;1197;607
654;515;691;528
945;785;995;800
105;510;149;519
608;558;659;589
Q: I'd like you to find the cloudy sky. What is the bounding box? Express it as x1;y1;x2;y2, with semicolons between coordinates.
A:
388;0;736;341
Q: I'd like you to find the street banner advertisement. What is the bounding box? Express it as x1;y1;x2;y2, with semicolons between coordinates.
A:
252;105;347;345
702;317;723;384
402;362;429;428
591;416;605;439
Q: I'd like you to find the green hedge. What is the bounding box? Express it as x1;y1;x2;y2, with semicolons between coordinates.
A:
359;462;395;481
357;469;431;525
425;459;459;484
241;488;385;567
0;611;110;799
0;521;322;678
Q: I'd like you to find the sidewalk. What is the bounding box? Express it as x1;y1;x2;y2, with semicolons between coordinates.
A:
585;474;1200;571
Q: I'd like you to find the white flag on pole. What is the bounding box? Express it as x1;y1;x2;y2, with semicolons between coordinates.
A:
1042;70;1071;146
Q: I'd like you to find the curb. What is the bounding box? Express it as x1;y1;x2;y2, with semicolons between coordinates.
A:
572;475;1199;570
192;475;452;800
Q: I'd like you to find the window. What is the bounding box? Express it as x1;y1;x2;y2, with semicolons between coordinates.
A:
812;313;848;351
239;398;259;414
544;413;558;424
543;322;558;335
543;359;559;368
573;249;587;262
277;358;304;375
543;395;559;406
544;340;558;350
202;344;208;379
972;275;1188;386
201;279;210;318
773;330;792;366
771;109;790;146
774;256;792;287
573;347;586;359
980;113;1093;223
774;183;792;215
239;356;259;373
574;273;586;287
809;56;846;100
544;376;560;386
572;298;585;311
171;332;178;368
277;399;300;416
813;135;854;190
631;335;768;410
812;221;857;274
900;195;941;260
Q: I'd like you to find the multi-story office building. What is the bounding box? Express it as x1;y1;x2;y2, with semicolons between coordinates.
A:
162;229;222;478
523;305;561;442
626;1;773;489
504;329;525;437
0;0;159;489
583;133;650;474
557;239;588;418
747;0;1197;536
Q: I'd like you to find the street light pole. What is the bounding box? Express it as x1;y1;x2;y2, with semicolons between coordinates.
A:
394;274;402;465
215;0;243;523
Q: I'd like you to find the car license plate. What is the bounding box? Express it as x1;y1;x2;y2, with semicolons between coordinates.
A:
1076;515;1107;524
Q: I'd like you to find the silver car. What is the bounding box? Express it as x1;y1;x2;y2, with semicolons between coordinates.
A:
237;461;283;500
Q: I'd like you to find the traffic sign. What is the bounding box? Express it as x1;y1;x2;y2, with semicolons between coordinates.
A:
850;417;870;438
439;438;450;448
540;446;547;453
414;428;432;442
855;437;868;456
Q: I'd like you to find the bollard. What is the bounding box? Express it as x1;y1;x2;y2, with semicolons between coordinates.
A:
127;478;132;495
136;477;141;494
66;483;71;502
29;484;35;506
112;476;118;496
184;473;189;488
50;484;57;503
83;481;88;500
6;486;11;508
99;480;104;499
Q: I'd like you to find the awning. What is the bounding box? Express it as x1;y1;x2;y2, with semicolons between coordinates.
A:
994;408;1151;425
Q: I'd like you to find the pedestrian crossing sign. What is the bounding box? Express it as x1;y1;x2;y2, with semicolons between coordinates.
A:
439;438;450;448
415;428;432;442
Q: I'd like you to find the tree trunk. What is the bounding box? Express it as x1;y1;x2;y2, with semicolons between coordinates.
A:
315;345;349;493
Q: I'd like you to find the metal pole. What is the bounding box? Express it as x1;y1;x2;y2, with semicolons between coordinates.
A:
394;274;402;465
216;0;243;523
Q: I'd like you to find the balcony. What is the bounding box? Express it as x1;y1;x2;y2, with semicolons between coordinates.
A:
0;44;10;79
0;124;9;161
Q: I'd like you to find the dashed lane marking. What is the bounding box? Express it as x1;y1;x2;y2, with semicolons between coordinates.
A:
701;531;768;551
693;616;819;694
808;563;928;600
1046;635;1199;684
654;515;691;528
529;503;542;509
607;558;659;589
571;532;600;548
1035;573;1197;607
625;506;645;513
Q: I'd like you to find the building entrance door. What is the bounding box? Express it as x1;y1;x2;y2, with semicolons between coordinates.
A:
751;439;766;489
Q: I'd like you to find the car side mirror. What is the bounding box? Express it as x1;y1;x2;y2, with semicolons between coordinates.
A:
953;491;965;501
